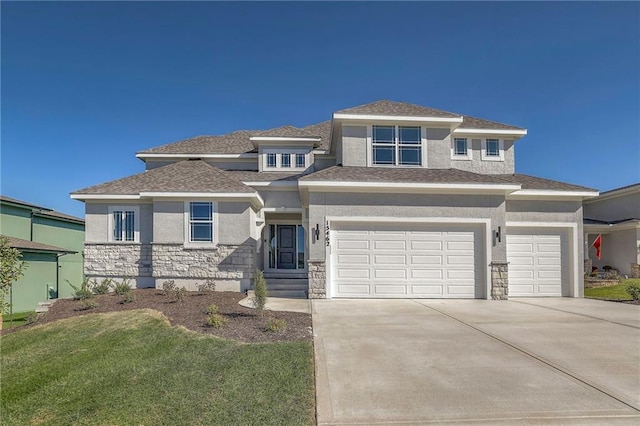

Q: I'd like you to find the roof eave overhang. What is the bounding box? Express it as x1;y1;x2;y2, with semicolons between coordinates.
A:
584;221;640;233
507;190;599;201
332;113;464;125
249;137;321;149
135;153;258;161
583;185;639;204
32;212;85;225
453;128;528;138
70;192;265;209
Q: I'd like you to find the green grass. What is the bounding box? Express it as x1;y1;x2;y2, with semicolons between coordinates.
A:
585;278;640;300
1;309;315;425
2;311;35;329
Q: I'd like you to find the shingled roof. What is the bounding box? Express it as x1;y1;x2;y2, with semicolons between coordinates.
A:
299;166;515;185
490;174;597;192
137;130;257;155
3;235;76;253
72;160;255;195
252;125;321;138
335;100;461;119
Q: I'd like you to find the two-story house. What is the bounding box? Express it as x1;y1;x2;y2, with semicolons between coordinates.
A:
71;100;598;300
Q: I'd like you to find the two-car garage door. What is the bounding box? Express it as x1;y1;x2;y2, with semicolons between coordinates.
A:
331;223;482;298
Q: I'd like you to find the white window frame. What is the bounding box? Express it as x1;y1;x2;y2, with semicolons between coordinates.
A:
451;137;472;160
266;153;277;168
108;206;140;243
367;124;426;167
295;153;306;168
262;148;309;171
481;138;505;161
183;201;218;247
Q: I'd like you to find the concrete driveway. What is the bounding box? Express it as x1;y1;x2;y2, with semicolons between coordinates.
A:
312;298;640;425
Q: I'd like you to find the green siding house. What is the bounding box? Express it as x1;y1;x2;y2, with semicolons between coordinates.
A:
0;196;85;313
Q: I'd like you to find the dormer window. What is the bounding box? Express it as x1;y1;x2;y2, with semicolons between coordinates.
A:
263;149;308;170
481;138;505;161
372;125;422;166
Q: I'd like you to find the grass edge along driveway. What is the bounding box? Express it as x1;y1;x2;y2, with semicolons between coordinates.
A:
1;309;315;425
585;278;640;301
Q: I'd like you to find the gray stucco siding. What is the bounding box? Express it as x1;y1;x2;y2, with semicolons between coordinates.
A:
307;191;506;261
85;202;153;243
341;126;367;167
426;128;452;169
153;200;253;245
588;230;637;275
259;189;302;210
584;192;640;222
505;200;582;223
452;139;516;174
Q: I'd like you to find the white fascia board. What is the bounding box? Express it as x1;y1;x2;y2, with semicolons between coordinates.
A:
70;194;141;200
249;137;321;142
140;192;264;209
584;221;640;233
507;190;599;200
453;128;528;136
243;181;299;188
333;113;463;123
583;185;639;204
135;153;258;160
299;181;520;194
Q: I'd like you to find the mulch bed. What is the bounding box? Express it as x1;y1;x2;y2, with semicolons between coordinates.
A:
4;289;312;343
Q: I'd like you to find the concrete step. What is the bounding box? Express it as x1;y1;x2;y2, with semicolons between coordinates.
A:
38;301;54;307
266;278;308;286
35;306;49;313
267;289;308;299
264;272;307;279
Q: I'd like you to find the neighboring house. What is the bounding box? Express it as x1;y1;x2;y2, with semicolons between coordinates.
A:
583;183;640;277
71;100;598;300
0;196;85;312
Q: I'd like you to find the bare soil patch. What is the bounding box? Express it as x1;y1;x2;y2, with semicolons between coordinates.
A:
5;289;312;343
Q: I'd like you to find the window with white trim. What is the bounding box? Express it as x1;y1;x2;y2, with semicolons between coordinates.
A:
188;202;214;243
372;125;422;166
281;153;291;168
295;153;305;168
266;153;277;168
481;138;504;161
454;138;468;155
108;206;139;242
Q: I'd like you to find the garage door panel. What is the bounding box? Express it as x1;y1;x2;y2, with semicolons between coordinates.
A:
374;269;407;279
337;254;370;264
410;240;443;250
410;269;443;279
374;240;406;250
507;230;564;297
333;223;480;298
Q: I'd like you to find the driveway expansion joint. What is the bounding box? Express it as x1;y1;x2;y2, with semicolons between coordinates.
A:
410;299;640;414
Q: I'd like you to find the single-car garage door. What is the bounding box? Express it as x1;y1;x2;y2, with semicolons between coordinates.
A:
331;222;482;298
507;229;566;296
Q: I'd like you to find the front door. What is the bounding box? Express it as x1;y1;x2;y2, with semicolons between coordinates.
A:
277;225;297;269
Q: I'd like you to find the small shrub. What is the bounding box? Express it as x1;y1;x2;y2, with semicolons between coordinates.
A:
265;317;287;333
113;279;132;296
626;283;640;301
603;265;613;272
175;286;187;302
92;278;113;295
252;269;268;316
67;278;94;300
205;313;228;328
120;292;136;304
76;300;98;311
24;312;38;325
162;280;176;296
205;304;219;315
196;279;216;294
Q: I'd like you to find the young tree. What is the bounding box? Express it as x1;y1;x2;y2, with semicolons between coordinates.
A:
0;236;28;330
251;269;268;317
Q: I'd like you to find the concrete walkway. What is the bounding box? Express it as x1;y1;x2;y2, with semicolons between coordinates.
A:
239;291;311;314
313;299;640;425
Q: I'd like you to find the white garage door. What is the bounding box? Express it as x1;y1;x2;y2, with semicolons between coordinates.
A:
507;231;564;296
331;223;480;298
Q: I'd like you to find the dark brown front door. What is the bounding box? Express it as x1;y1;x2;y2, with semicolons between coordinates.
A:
277;225;297;269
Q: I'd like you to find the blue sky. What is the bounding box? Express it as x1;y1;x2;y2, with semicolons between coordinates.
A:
2;2;638;218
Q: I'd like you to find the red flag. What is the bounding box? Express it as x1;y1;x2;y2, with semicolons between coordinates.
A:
592;234;602;260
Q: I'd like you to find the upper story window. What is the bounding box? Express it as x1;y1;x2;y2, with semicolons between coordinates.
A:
108;206;139;242
372;125;422;166
263;149;308;170
187;202;214;243
481;138;505;161
451;137;472;160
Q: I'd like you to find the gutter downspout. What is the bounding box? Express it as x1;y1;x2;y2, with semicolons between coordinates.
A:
55;253;71;299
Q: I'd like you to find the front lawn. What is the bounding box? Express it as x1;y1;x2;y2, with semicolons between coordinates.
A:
1;309;315;425
2;311;35;329
584;278;640;301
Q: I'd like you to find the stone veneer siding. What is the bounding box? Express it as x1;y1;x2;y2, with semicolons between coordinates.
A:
308;260;326;299
84;243;152;278
490;262;509;300
631;263;640;279
151;243;255;280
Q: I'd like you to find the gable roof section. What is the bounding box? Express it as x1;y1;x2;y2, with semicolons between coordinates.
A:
3;235;76;254
72;160;255;195
137;130;257;155
252;125;319;138
1;195;84;223
0;195;49;210
491;174;597;192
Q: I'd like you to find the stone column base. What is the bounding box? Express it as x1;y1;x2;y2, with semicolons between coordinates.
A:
584;258;593;275
491;262;509;300
631;263;640;278
308;260;327;299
